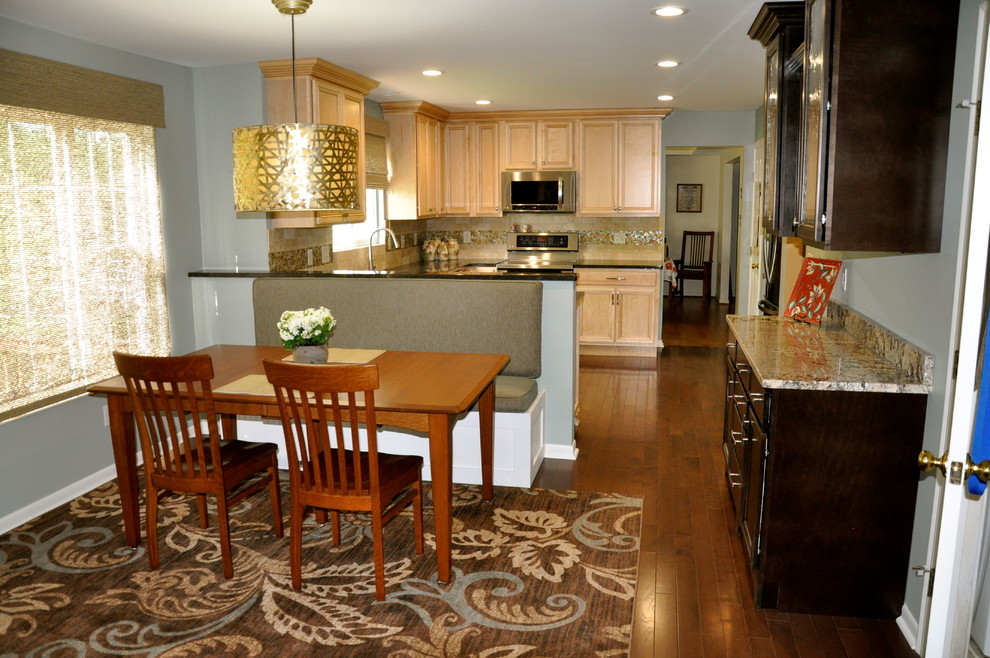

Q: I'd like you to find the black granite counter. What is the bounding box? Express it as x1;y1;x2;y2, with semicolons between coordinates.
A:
189;258;665;280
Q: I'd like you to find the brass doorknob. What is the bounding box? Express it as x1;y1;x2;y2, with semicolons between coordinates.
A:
918;450;947;476
918;450;990;484
968;456;990;484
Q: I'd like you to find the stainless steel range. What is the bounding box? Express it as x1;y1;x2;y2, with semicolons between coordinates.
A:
497;231;579;272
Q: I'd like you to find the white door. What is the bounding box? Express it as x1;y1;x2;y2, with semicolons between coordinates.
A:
923;6;990;654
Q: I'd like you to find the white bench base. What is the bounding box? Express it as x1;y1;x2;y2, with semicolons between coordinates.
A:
233;389;546;489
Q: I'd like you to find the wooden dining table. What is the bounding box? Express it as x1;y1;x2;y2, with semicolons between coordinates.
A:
87;344;510;583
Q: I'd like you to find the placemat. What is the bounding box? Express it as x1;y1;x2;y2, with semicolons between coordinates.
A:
282;347;385;363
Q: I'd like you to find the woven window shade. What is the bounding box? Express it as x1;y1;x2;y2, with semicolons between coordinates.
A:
0;49;165;127
365;115;388;188
0;104;170;422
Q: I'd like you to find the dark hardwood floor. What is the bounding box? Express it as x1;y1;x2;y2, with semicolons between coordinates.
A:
531;296;918;657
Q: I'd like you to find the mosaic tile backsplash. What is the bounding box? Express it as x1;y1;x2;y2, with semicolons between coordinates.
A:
267;215;665;271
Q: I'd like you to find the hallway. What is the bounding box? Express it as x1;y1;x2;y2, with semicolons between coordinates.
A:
532;297;917;657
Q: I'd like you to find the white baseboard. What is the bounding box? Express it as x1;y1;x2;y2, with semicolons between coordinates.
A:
0;464;119;535
545;441;579;460
896;603;920;652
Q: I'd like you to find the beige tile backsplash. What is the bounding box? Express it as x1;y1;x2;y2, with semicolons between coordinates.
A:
267;214;664;271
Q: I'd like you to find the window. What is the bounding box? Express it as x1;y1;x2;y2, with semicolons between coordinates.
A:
332;188;386;252
0;104;170;421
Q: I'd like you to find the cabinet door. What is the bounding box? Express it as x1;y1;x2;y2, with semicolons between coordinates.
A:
762;44;780;232
444;123;471;216
577;288;616;343
503;121;538;169
741;411;766;568
616;120;659;215
415;116;441;217
797;0;828;242
578;121;618;214
615;287;657;344
540;121;574;169
474;122;502;216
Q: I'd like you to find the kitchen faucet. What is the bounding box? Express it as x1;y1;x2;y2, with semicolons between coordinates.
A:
368;227;398;271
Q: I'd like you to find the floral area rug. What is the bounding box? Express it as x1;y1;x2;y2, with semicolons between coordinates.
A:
1;478;642;656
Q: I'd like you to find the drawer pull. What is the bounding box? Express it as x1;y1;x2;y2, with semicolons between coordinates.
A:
606;276;626;281
728;473;743;488
730;430;744;446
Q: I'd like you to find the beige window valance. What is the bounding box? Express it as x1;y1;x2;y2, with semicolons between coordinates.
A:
0;48;165;127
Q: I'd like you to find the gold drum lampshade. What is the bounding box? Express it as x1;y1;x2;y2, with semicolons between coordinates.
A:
232;122;360;212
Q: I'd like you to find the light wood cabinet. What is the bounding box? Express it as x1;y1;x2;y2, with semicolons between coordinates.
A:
503;120;574;170
381;101;450;220
444;120;502;217
576;268;659;357
260;58;379;228
578;118;660;217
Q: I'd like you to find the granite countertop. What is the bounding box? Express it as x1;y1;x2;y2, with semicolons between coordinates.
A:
727;311;933;394
189;258;665;280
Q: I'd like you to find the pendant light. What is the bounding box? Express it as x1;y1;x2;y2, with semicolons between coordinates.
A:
232;0;359;212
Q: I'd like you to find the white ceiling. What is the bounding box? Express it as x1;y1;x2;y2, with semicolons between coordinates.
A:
0;0;768;114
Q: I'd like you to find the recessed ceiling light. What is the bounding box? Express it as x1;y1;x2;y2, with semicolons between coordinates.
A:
422;69;444;77
475;100;492;105
657;60;679;68
651;6;685;17
657;95;674;101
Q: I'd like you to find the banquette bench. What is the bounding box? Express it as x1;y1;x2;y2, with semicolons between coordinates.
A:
252;277;546;486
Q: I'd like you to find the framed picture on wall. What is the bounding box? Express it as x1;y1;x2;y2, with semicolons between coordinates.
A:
676;184;703;213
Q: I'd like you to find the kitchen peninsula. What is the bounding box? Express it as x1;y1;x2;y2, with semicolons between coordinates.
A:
189;257;664;487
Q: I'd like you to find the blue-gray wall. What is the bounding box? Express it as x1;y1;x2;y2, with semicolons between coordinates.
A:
0;18;202;524
0;5;982;634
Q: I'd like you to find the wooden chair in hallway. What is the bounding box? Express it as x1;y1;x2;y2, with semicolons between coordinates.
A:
673;230;715;300
112;351;284;579
263;359;424;601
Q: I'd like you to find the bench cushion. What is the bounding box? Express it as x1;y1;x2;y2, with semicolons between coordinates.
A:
494;375;538;413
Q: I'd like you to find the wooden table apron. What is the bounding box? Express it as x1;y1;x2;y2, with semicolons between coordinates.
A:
87;344;509;584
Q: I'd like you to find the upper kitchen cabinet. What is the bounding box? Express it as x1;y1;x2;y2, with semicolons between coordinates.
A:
578;112;668;217
748;2;804;237
259;58;379;229
503;120;574;170
381;101;451;220
796;0;959;252
444;120;502;217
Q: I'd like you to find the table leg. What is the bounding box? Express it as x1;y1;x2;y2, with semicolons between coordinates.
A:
220;413;238;440
428;413;454;583
107;394;141;547
479;380;495;501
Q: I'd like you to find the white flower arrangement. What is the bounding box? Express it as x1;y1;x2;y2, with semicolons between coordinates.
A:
277;307;336;349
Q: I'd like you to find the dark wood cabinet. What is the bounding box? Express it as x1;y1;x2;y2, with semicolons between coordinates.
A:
796;0;959;252
723;342;928;617
749;2;804;237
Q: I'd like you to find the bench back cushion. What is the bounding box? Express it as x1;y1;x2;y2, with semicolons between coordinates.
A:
253;278;542;378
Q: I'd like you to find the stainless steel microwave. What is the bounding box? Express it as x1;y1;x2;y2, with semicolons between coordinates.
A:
501;171;576;213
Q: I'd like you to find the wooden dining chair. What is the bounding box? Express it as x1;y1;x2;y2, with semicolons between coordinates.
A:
113;351;283;578
674;230;715;300
262;359;424;600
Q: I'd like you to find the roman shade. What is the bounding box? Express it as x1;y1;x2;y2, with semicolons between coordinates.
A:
0;48;165;127
365;115;388;187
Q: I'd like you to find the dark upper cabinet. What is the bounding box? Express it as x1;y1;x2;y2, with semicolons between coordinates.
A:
749;3;805;237
796;0;959;253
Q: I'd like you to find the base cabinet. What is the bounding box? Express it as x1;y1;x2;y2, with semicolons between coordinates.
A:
576;268;659;357
723;342;927;618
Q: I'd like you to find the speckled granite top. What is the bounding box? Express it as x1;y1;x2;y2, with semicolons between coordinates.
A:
727;306;934;394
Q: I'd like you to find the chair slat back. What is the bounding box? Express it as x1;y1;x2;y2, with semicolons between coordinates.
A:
680;231;714;269
113;352;221;483
264;360;381;498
